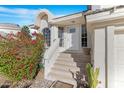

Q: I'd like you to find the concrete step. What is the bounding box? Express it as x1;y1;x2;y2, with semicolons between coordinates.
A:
51;68;73;78
59;52;91;59
55;60;77;67
64;48;91;55
53;63;80;72
59;53;90;57
46;49;91;87
56;58;74;62
71;55;91;58
73;58;91;63
60;53;91;59
47;72;76;85
51;67;78;73
76;62;90;66
59;53;72;58
64;50;83;54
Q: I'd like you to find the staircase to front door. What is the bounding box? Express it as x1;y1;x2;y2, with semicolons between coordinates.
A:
46;48;91;87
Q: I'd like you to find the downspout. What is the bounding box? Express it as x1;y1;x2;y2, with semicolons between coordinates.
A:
83;11;93;65
105;27;108;88
83;5;92;39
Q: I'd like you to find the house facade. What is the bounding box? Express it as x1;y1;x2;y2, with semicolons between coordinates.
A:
32;5;124;88
86;5;124;88
0;23;21;35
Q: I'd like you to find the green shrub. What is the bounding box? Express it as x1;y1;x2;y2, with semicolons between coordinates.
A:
86;63;100;88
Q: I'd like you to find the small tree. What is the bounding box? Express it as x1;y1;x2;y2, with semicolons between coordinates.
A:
21;26;31;38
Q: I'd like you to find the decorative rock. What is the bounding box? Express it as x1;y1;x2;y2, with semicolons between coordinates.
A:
1;80;13;88
0;75;9;87
10;80;33;88
30;79;53;88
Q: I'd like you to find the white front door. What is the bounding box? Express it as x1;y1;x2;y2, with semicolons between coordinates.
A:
65;25;80;50
114;31;124;87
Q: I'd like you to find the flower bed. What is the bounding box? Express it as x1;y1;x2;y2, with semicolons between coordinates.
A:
0;31;44;81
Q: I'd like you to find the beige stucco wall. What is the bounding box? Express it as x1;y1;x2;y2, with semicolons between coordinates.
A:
86;10;124;87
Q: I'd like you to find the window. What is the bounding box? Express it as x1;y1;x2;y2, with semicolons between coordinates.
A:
82;25;87;47
70;28;75;33
58;27;64;47
42;28;51;47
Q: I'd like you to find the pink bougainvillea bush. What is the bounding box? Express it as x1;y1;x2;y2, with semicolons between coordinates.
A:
0;31;44;81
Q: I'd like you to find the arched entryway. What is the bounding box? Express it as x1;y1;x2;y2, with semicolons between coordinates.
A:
35;9;54;47
35;9;54;30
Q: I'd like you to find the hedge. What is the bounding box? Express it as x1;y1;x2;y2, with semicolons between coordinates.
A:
0;31;44;81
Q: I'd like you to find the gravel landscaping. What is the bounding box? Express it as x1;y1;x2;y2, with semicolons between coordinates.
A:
0;69;53;88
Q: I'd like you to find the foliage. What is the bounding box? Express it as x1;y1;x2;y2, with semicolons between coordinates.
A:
86;63;100;88
0;31;44;81
21;26;31;39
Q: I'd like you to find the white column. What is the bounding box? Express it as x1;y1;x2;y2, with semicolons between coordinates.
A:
50;25;58;46
94;28;106;88
54;25;58;40
107;26;115;88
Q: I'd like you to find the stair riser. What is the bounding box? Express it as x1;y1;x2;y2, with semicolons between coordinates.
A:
60;54;90;58
59;53;72;57
48;75;76;85
55;61;77;66
52;67;79;72
53;64;80;72
51;67;78;73
73;59;90;62
71;55;91;58
51;69;73;78
56;58;74;62
59;55;91;60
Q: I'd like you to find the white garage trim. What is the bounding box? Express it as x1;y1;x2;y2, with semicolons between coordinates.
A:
106;26;115;88
94;26;115;88
94;28;106;88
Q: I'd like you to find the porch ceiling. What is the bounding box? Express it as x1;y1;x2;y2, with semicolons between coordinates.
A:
50;13;85;26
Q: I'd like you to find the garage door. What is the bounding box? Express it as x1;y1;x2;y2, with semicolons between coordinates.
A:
114;31;124;88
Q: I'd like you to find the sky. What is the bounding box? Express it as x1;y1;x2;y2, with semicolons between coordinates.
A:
0;5;88;26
